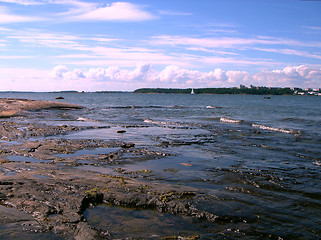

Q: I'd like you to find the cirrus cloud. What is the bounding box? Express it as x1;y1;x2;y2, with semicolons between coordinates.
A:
69;2;156;22
0;0;42;5
0;6;43;23
0;1;156;23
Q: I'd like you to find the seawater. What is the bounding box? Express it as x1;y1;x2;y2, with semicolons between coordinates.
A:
2;92;321;239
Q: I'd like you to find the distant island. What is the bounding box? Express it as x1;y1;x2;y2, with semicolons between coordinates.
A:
134;85;321;96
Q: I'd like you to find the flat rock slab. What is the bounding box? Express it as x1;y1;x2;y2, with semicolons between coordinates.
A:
0;205;34;224
0;98;83;118
0;205;64;240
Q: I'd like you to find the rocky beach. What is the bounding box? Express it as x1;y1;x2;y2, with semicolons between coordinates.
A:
0;94;320;240
0;98;213;240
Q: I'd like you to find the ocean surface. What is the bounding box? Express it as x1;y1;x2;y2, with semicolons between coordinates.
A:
1;92;321;239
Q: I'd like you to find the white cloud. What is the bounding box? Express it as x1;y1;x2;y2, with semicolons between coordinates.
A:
70;2;156;22
303;26;321;31
210;68;227;81
150;35;321;49
6;28;318;71
254;48;321;60
251;65;321;87
0;40;7;47
7;30;190;67
88;37;122;43
50;64;68;78
302;25;321;34
0;0;42;5
130;63;155;82
51;0;96;17
0;27;11;31
202;56;278;67
1;64;320;92
226;71;251;84
0;1;156;23
0;6;43;23
157;65;200;83
56;44;195;68
8;30;85;49
47;64;321;90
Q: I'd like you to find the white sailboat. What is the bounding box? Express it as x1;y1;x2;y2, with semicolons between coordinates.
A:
191;88;195;94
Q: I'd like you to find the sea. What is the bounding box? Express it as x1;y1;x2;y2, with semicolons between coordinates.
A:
1;92;320;239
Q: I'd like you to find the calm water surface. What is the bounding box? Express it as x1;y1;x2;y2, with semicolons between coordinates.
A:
1;92;321;239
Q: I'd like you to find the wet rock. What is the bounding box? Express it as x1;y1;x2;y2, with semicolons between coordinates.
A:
121;143;135;148
0;119;219;239
253;129;262;134
117;130;126;133
78;191;104;215
0;122;24;140
0;205;34;224
74;222;101;240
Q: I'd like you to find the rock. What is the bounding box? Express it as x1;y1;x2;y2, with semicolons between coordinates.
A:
253;129;262;134
55;96;64;100
0;120;216;239
0;205;34;224
121;143;135;148
78;192;104;215
0;98;83;118
74;222;100;240
117;130;126;133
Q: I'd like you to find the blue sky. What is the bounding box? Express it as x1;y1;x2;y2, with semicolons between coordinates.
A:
0;0;321;91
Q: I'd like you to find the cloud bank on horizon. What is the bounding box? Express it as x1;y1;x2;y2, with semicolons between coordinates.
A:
0;0;321;91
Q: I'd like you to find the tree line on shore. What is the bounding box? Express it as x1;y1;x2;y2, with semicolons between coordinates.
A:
133;87;295;95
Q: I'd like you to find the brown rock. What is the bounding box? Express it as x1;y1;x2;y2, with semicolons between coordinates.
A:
0;98;83;118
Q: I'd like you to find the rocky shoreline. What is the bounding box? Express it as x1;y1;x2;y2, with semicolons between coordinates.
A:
0;99;218;240
0;98;83;118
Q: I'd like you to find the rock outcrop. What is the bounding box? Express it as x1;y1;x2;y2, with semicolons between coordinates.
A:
0;98;83;118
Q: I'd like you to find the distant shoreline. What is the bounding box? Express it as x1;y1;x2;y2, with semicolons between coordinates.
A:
1;87;320;95
133;87;321;96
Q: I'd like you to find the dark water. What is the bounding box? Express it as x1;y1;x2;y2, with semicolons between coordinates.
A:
84;204;207;239
1;92;321;239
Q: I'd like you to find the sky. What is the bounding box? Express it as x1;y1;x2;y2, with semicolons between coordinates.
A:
0;0;321;91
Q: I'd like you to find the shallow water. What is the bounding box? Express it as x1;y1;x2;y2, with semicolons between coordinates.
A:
8;155;44;163
84;204;209;239
54;147;119;158
1;92;321;239
0;223;63;240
